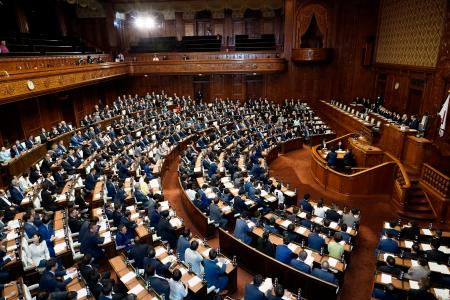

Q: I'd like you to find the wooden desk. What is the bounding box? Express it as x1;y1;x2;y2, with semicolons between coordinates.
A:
348;137;384;167
218;228;338;300
317;101;373;141
402;135;431;174
280;137;303;154
375;122;417;160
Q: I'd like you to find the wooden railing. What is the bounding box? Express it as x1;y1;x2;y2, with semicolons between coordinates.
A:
420;163;450;199
384;152;411;211
311;141;397;200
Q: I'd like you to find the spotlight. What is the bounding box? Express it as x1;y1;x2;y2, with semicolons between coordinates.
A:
134;16;156;30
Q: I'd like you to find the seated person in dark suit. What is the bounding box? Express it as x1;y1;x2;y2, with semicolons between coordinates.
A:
129;237;149;270
325;148;338;168
298;194;313;213
406;278;437;300
68;208;83;233
300;212;313;229
256;231;274;257
275;237;295;264
324;203;340;223
343;149;355;172
308;226;325;252
244;274;270;300
290;250;312;273
372;283;400;300
376;231;399;255
41;183;63;212
144;265;170;299
403;243;420;260
311;260;338;285
263;217;279;234
143;246;170;276
285;223;301;243
156;210;177;249
425;239;448;264
380;221;401;238
400;221;420;240
176;229;191;262
39;259;74;293
204;249;228;292
377;255;402;277
80;223;105;263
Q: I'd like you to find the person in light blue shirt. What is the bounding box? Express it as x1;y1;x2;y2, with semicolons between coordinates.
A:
184;240;204;276
176;229;191;262
233;212;252;245
168;269;188;300
0;147;11;163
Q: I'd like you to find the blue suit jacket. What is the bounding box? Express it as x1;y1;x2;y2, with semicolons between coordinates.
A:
130;244;149;269
311;268;338;285
134;190;149;207
275;244;294;264
290;259;311;273
204;259;227;289
39;271;71;292
38;224;55;257
24;222;39;239
244;283;269;300
85;174;97;191
106;181;117;198
234;219;252;244
176;236;190;262
377;238;399;254
147;276;170;299
9;187;24;205
308;233;325;251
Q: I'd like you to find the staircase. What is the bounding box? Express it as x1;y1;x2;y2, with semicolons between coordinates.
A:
398;179;436;221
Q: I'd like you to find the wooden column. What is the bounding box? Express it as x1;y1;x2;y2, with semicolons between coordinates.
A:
14;0;29;34
175;12;184;41
283;0;295;59
224;9;233;48
55;2;68;36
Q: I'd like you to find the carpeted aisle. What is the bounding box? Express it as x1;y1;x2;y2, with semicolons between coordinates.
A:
162;147;396;300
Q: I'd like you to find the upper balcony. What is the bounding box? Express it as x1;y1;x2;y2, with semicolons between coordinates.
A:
0;51;287;104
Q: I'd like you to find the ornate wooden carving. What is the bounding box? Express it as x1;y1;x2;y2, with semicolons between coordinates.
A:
0;63;129;104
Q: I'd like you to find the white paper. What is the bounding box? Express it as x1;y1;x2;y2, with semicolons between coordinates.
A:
381;273;392;284
438;246;450;254
77;288;87;299
187;276;202;288
6;232;18;241
179;267;188;275
328;257;338;268
128;284;144;295
155;247;165;257
421;243;432;251
54;242;66;254
433;288;449;300
404;241;413;248
411;260;419;267
287;243;298;253
258;278;273;294
295;226;307;235
170;218;182;228
7;220;20;229
120;271;136;284
422;229;432;236
161;255;176;265
202;248;211;258
428;262;450;275
330;222;339;230
55;229;65;239
409;280;419;289
304;255;314;266
285;191;295;197
130;213;140;221
281;220;292;228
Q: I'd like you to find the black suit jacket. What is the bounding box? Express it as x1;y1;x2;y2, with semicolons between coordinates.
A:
156;218;177;248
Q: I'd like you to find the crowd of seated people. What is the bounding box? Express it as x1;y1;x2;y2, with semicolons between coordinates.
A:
352;96;421;130
373;219;450;300
176;100;361;292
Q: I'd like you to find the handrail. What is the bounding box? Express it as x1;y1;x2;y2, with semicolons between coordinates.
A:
422;163;450;180
384;152;411;189
312;144;397;178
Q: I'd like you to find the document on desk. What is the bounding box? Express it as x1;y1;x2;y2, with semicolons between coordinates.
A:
77;288;87;299
433;288;449;300
280;220;292;228
428;262;450;275
187;276;202;288
409;280;419;289
128;284;144;295
120;271;136;284
155;246;165;257
328;257;338;268
287;243;298;253
54;242;66;254
381;273;392;284
258;278;273;294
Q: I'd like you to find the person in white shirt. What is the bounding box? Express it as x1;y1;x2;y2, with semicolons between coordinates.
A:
274;184;285;205
184;240;204;276
184;183;196;201
404;257;430;281
314;198;326;218
28;233;50;268
169;268;188;300
18;174;32;192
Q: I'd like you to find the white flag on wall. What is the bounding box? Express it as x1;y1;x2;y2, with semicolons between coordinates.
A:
438;94;449;137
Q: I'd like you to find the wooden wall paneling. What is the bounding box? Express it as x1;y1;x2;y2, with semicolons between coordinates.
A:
17;98;42;138
232;74;245;100
233;20;244;36
175;12;184;41
263;19;274;35
210;74;226;100
184;22;194;36
0;103;24;147
38;95;63;130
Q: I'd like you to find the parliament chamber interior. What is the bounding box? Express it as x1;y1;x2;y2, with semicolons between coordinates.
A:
0;0;450;299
